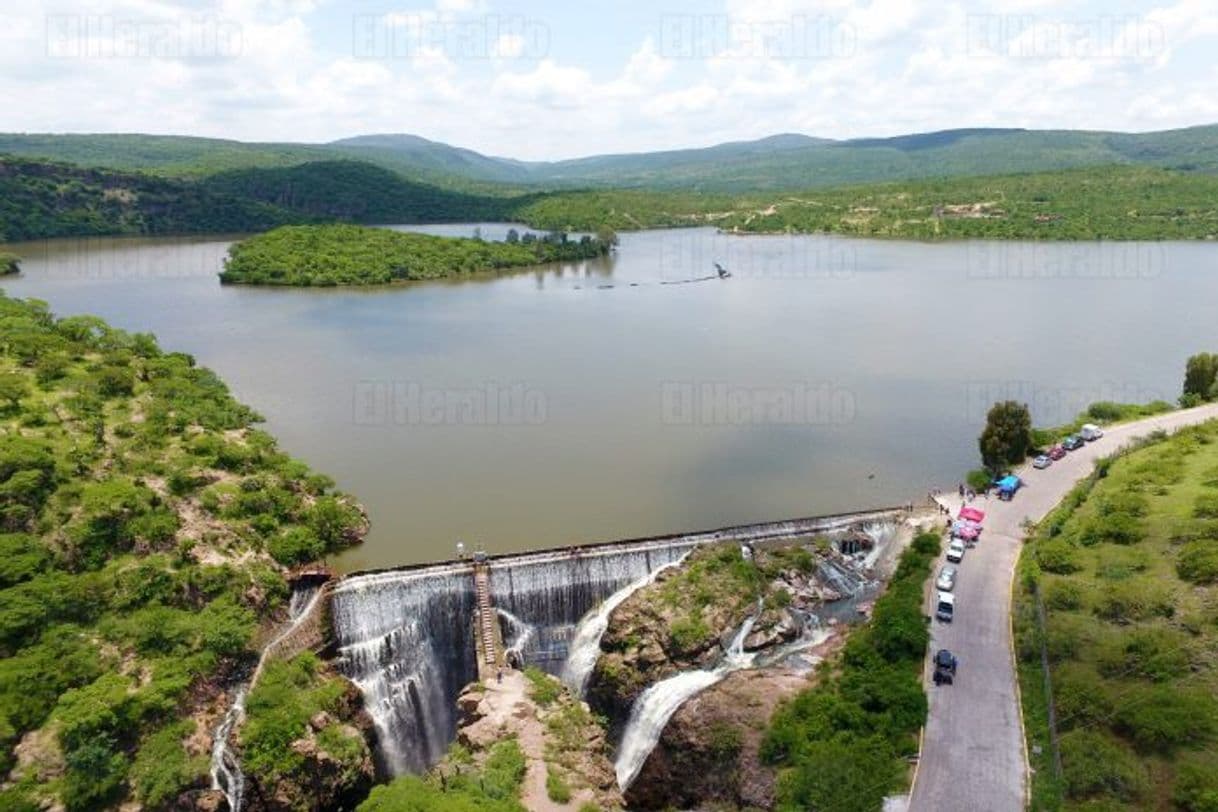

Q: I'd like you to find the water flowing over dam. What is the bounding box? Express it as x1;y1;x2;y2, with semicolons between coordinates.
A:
329;508;906;777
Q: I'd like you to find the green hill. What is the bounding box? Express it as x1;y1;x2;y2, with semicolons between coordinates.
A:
0;156;303;242
0;157;520;243
4;125;1218;193
198;161;515;223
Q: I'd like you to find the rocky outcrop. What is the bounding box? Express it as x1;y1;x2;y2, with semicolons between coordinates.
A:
451;671;623;811
625;628;849;811
623;669;806;809
585;542;829;730
241;678;376;812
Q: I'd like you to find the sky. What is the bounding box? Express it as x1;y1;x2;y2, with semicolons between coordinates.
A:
2;0;1217;160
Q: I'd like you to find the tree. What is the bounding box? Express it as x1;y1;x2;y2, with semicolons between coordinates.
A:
0;374;29;412
1182;353;1218;403
979;400;1032;472
505;228;519;244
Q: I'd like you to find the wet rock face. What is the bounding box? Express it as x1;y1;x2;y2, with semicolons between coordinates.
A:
624;669;811;810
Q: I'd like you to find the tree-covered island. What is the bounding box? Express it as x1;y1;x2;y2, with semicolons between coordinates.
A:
219;223;616;287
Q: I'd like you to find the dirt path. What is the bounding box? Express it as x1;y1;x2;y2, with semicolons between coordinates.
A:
474;672;599;812
909;402;1218;812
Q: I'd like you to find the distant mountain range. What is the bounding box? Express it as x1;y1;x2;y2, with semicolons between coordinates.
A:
2;125;1217;192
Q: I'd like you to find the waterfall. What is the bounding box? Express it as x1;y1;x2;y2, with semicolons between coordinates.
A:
209;583;322;811
560;557;687;696
498;608;536;663
210;688;246;812
489;543;696;674
330;565;478;775
614;605;761;791
614;605;827;792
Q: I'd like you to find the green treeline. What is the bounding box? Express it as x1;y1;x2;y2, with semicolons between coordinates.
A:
5;154;1218;246
219;224;614;287
720;166;1218;240
762;532;941;811
198;160;520;223
0;292;364;810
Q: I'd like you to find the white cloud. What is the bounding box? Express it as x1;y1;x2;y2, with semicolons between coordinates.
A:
1;0;1217;159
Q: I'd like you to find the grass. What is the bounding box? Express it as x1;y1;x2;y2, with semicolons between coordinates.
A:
1015;419;1218;810
545;764;572;803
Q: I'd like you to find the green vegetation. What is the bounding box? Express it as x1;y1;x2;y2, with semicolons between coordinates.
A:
511;189;739;232
762;532;941;812
1014;420;1218;810
219;224;614;287
358;740;527;812
721;166;1218;240
1031;400;1176;450
1181;352;1218;407
980;400;1034;472
6;125;1218;192
523;666;562;707
545;765;572;803
0;252;18;275
0;156;303;242
198;160;516;223
240;653;371;795
0;291;364;809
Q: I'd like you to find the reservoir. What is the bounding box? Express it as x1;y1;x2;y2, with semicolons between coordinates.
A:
4;225;1216;569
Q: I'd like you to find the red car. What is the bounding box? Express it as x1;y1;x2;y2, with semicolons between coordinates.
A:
1048;445;1066;460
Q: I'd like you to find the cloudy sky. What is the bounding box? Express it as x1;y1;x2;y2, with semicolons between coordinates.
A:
3;0;1217;160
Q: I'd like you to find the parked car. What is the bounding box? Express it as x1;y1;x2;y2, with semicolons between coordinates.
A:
936;564;958;592
1080;423;1104;441
1048;445;1067;460
952;523;980;545
946;539;966;563
1033;454;1052;469
935;591;955;623
1062;435;1085;451
933;648;959;684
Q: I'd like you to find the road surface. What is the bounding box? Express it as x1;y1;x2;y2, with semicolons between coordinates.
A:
909;402;1218;812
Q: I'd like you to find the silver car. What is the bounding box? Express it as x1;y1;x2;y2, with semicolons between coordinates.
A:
936;564;958;592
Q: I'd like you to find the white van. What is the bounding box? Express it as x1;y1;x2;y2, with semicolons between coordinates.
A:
1080;423;1104;441
936;591;955;622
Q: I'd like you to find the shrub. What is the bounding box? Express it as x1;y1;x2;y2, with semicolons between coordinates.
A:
545;766;571;803
1036;539;1081;574
1051;664;1112;728
523;667;561;707
130;720;207;806
1177;539;1218;584
1094;580;1174;623
1113;686;1217;751
1060;729;1148;802
1043;580;1085;611
1094;627;1192;682
481;739;527;801
1173;753;1218;812
1077;513;1144;546
1195;493;1218;519
1094;547;1150;580
268;526;324;567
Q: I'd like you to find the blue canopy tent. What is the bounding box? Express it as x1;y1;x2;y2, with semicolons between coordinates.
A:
997;475;1021;499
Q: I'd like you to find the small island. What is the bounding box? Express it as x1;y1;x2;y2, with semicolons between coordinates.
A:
0;252;20;275
219;223;616;287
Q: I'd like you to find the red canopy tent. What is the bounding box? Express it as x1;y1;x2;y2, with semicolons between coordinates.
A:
959;506;986;523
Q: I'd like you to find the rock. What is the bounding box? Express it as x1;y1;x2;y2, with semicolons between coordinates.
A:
180;789;227;812
624;668;813;810
308;711;333;731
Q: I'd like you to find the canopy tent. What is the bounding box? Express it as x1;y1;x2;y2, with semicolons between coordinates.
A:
959;506;986;523
997;475;1021;493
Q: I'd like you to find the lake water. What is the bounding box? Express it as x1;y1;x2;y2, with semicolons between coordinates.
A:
4;225;1216;570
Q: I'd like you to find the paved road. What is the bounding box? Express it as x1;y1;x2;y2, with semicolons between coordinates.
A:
909;402;1218;812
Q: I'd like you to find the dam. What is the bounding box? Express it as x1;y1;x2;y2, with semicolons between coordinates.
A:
328;506;909;776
